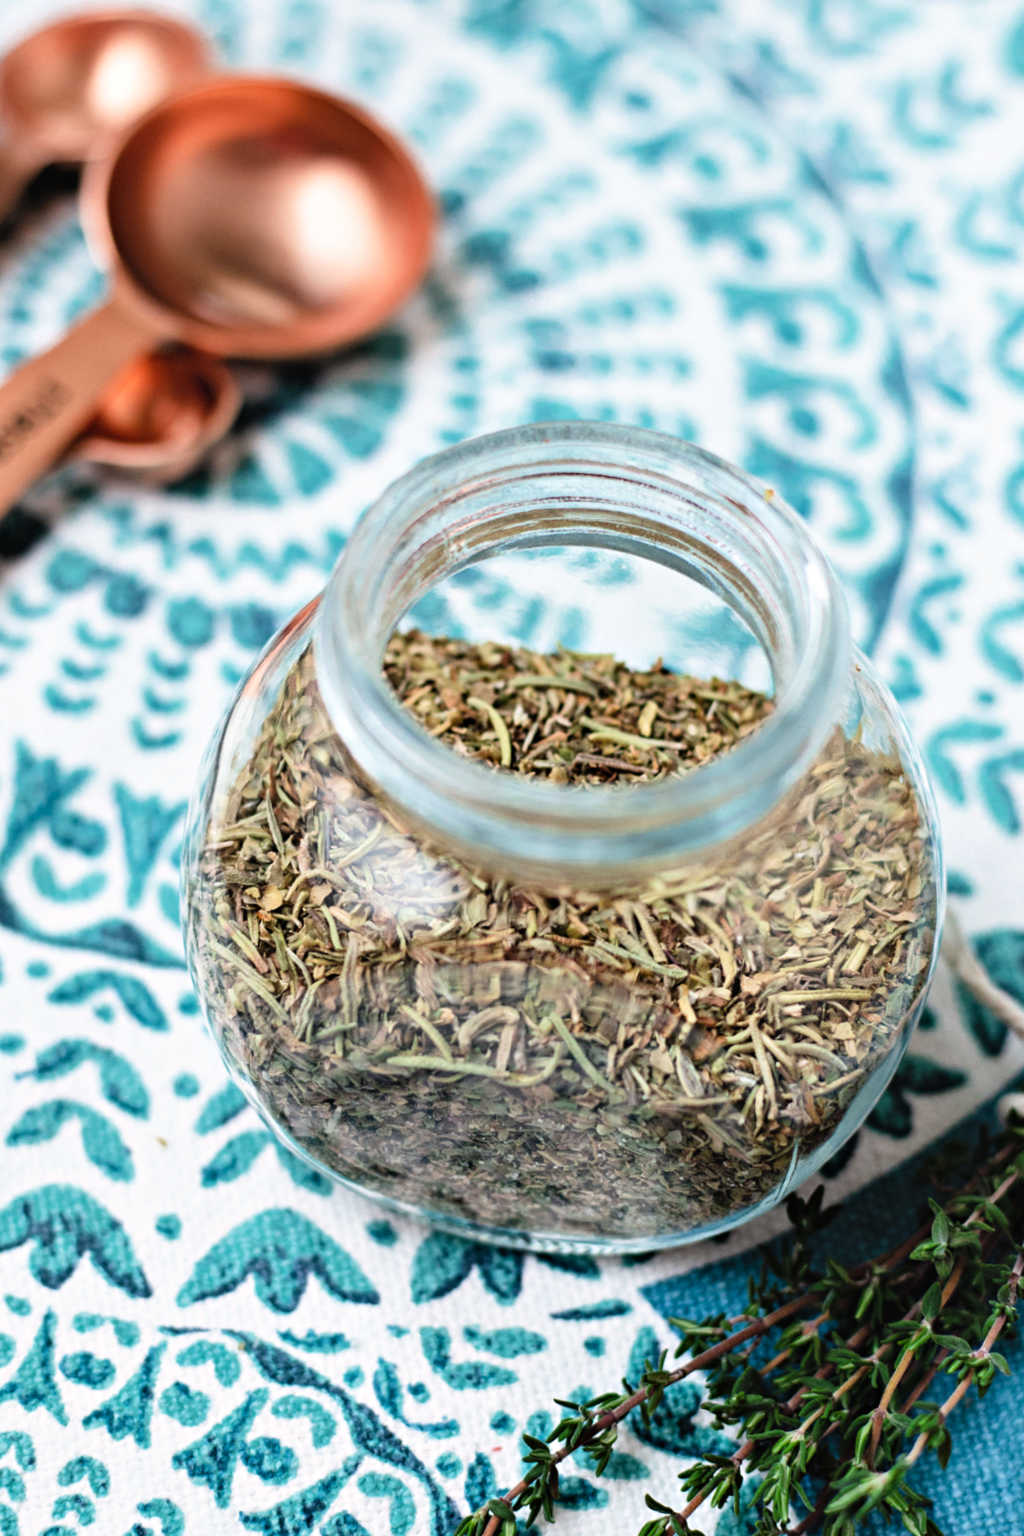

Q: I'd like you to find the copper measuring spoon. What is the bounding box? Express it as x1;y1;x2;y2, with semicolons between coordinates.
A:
70;346;240;481
0;75;434;513
0;10;210;220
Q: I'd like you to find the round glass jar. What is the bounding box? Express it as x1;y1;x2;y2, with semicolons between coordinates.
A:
182;424;943;1252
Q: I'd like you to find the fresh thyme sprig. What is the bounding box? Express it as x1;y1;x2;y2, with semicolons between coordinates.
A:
457;1121;1024;1536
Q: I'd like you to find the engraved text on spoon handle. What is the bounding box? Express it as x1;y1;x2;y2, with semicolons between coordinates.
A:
0;299;159;515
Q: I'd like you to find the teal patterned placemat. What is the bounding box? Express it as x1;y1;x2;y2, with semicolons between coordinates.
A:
0;1;1022;1532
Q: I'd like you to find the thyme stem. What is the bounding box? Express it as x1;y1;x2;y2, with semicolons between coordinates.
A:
476;1294;815;1536
903;1252;1024;1472
460;1123;1024;1536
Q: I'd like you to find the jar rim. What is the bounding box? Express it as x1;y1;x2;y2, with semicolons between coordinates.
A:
315;422;852;880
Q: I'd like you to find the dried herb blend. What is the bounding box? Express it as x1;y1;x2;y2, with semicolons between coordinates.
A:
189;631;936;1239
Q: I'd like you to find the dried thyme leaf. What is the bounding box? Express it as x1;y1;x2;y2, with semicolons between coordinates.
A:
187;630;937;1239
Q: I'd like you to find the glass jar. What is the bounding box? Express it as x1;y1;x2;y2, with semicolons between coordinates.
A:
182;424;943;1252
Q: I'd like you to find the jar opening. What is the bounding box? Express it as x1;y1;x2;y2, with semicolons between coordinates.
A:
400;540;774;697
315;423;851;879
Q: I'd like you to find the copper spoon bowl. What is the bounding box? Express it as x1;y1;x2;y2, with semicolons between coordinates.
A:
71;347;240;481
0;10;210;220
0;74;435;513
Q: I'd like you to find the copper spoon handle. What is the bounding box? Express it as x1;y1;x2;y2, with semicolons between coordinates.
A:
0;143;40;224
0;299;158;514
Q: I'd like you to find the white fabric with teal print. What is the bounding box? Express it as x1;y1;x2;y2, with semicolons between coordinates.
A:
0;1;1023;1532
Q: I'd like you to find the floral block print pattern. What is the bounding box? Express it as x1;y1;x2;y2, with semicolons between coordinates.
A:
0;0;1023;1532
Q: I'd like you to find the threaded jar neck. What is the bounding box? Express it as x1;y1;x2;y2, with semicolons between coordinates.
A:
315;423;851;882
